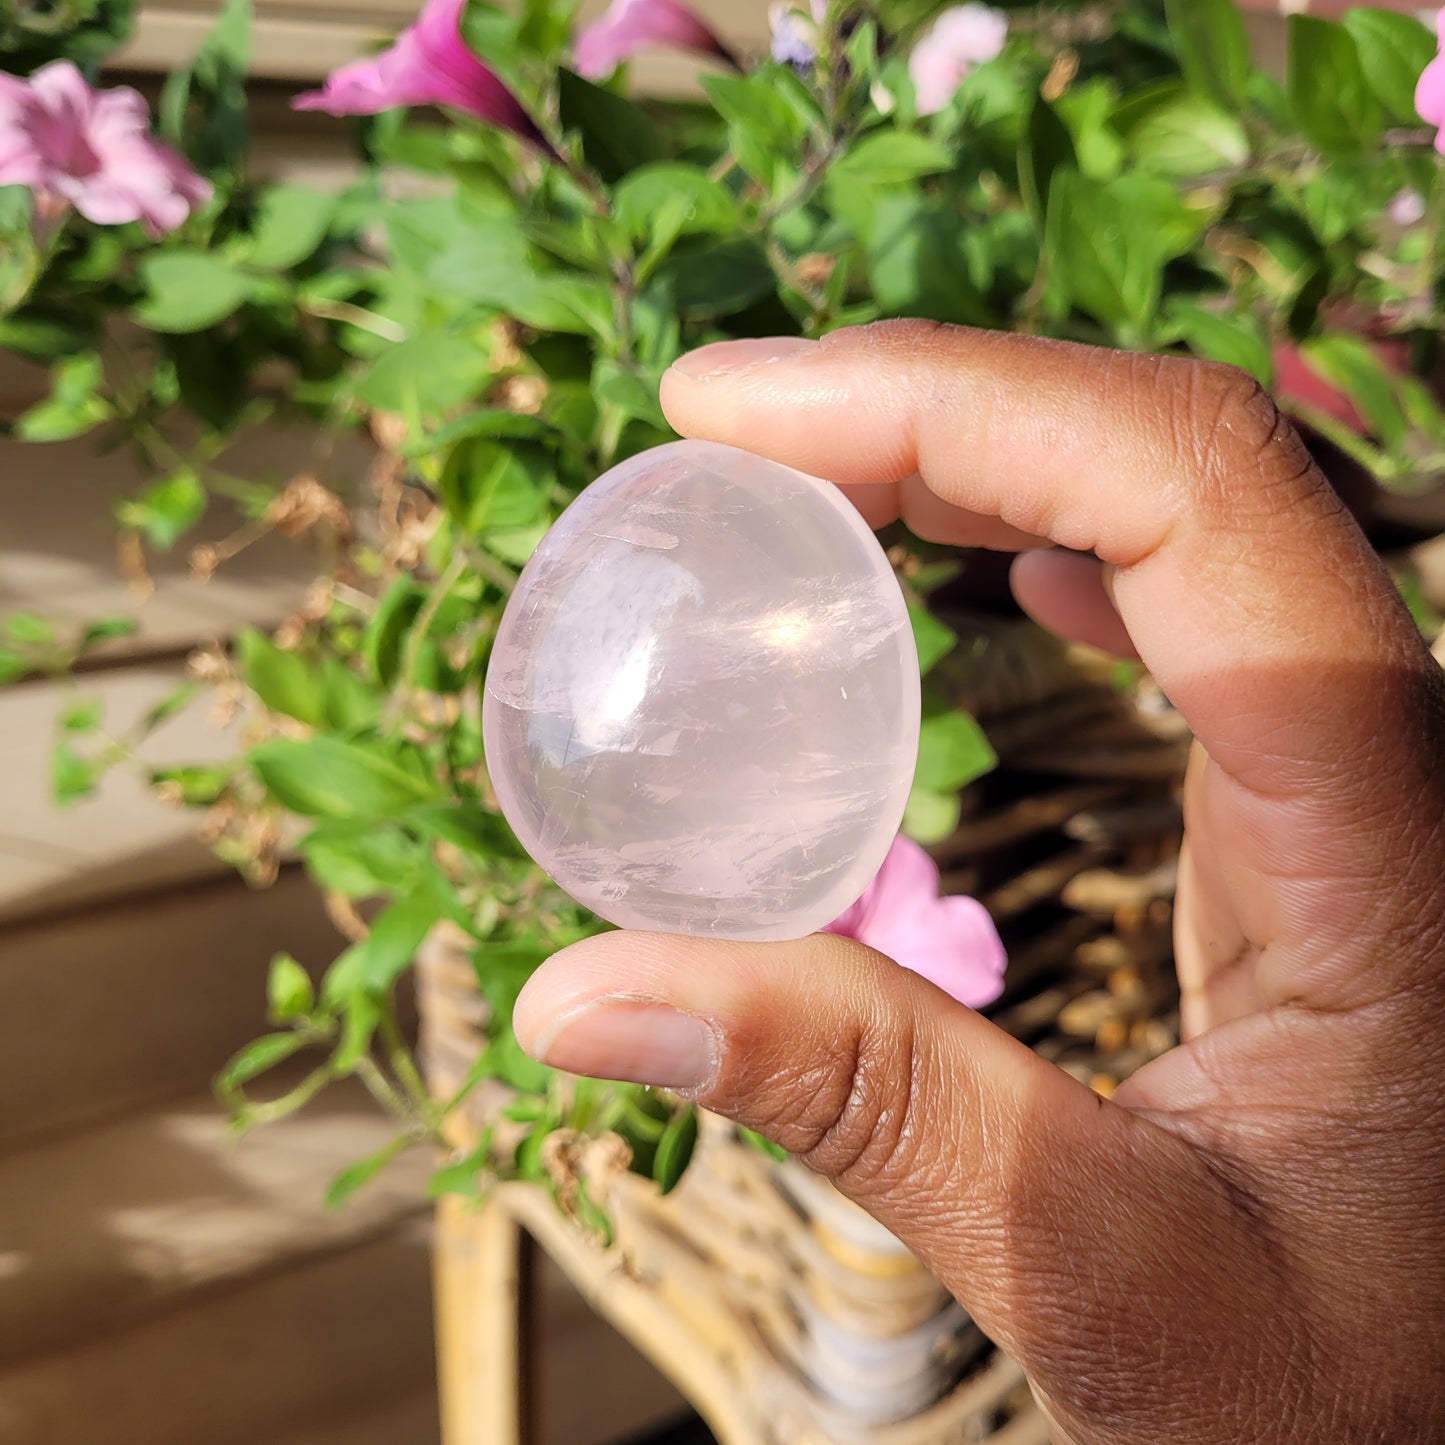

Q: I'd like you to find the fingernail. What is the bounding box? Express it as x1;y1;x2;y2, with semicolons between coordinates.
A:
671;336;815;379
524;999;719;1091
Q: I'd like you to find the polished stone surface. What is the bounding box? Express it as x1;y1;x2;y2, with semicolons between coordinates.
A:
483;440;920;941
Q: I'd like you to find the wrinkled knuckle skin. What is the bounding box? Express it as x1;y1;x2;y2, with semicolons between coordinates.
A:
800;1018;924;1186
719;1015;927;1190
1164;359;1322;518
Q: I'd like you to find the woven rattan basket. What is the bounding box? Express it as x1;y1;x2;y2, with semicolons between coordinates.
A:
419;615;1190;1445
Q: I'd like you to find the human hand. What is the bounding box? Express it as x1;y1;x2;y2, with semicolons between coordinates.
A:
514;323;1445;1444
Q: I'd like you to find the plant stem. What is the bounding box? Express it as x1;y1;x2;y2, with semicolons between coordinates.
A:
299;298;408;342
399;549;467;701
235;1064;333;1127
354;1054;421;1126
377;1000;437;1121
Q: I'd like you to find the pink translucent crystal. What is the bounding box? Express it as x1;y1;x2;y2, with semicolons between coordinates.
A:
482;439;921;941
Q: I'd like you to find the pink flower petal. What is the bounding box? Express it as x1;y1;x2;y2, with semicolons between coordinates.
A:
1418;9;1445;151
909;4;1007;116
575;0;735;80
868;894;1007;1009
26;60;94;121
823;836;1007;1010
867;832;946;912
87;85;155;143
293;59;397;115
0;61;206;237
293;0;548;150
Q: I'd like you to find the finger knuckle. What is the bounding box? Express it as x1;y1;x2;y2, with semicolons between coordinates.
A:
1167;360;1322;518
786;1016;927;1189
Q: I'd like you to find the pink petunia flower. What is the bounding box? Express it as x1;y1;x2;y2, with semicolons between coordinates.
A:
908;3;1008;117
574;0;737;81
0;61;210;239
294;0;550;152
770;0;828;69
1416;8;1445;154
824;835;1007;1010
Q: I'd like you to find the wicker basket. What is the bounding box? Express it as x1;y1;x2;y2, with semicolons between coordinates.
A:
420;616;1190;1445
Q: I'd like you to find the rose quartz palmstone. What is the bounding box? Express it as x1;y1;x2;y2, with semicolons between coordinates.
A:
482;439;921;941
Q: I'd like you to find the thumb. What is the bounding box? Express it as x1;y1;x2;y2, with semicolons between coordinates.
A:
513;930;1251;1389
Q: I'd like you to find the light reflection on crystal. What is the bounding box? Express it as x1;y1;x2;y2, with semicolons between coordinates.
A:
483;439;921;941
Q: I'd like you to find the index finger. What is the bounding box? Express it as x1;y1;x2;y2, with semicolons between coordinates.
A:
659;322;1439;801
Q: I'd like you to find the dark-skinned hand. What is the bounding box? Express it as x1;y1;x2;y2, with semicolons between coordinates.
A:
515;322;1445;1445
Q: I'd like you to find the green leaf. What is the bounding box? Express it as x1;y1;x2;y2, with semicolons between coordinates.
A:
1287;16;1383;156
470;940;554;1092
406;803;529;861
0;311;97;362
251;736;436;818
1113;85;1250;176
115;470;207;550
829;132;952;186
592;358;668;432
414;409;561;457
429;1133;495;1199
218;1030;309;1092
915;705;997;793
1164;0;1251;110
5;612;54;646
159;0;251;173
703;72;804;144
61;698;103;734
508;275;616;338
356;334;491;417
52;741;99;806
0;0;137;75
326;1137;409;1209
149;763;234;807
703;71;807;182
236;629;327;727
1300;332;1409;447
15;352;111;442
136;252;255;334
323;890;441;1001
556;68;662;183
364;580;425;690
1298;159;1377;247
902;786;963;846
1019;98;1077;224
653;1105;698;1196
614;163;738;243
909;605;958;677
267;953;315;1022
320;658;381;733
1046;171;1209;337
79;617;139;651
246;185;337;271
383;195;521;281
140;683;201;734
864;194;992;327
299;820;422;898
652;237;776;320
738;1126;787;1163
1168;304;1275;386
440;438;550;536
1342;8;1436;125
